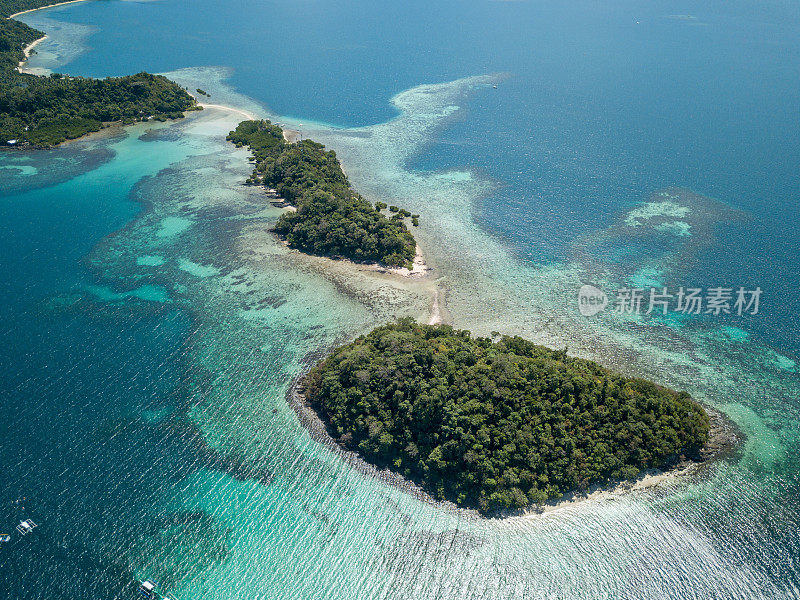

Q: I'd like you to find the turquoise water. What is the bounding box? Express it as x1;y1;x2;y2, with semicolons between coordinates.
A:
4;1;800;598
21;0;800;351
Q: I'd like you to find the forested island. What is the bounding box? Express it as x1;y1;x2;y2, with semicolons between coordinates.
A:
1;0;197;146
227;120;417;268
303;320;711;515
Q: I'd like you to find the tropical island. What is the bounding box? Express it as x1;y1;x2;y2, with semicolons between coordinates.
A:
302;319;712;515
227;119;418;268
1;0;197;146
4;0;720;523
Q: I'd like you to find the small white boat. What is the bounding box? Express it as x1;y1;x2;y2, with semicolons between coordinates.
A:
16;520;37;536
139;580;157;599
0;534;11;543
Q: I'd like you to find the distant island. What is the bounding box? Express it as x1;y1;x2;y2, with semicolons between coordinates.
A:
1;0;198;147
302;320;712;515
228;119;418;268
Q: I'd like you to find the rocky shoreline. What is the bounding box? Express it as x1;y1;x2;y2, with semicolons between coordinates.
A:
287;366;743;520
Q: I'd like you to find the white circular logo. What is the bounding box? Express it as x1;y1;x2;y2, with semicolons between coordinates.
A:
578;285;608;316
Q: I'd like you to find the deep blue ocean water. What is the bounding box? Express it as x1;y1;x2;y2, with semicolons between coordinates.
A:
0;134;189;596
32;0;800;353
4;1;800;598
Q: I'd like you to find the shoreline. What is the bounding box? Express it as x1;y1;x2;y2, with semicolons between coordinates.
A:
4;4;790;599
273;236;445;326
16;34;46;73
288;374;741;520
2;110;203;150
196;102;257;122
364;244;432;279
6;2;205;146
194;102;302;144
287;371;469;516
189;99;299;141
221;104;739;520
9;0;747;524
7;0;90;19
521;406;741;517
282;128;301;143
5;37;204;147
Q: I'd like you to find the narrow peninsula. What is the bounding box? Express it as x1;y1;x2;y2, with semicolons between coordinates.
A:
302;320;712;516
1;0;198;146
227;119;418;268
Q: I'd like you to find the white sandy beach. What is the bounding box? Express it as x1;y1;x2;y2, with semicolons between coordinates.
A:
7;0;89;19
197;102;257;122
9;0;94;74
282;127;301;143
191;94;300;143
16;35;46;73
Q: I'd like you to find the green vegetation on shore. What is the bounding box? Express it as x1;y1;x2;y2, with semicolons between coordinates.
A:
1;0;197;147
304;320;711;515
227;120;417;268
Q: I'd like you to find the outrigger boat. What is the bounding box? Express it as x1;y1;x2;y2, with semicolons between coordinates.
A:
139;580;158;599
16;520;37;535
138;580;181;600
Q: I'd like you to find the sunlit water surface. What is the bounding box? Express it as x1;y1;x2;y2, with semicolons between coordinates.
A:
3;1;800;598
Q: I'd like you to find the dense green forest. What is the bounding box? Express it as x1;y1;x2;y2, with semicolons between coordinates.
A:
1;0;197;146
228;120;417;268
304;320;711;515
